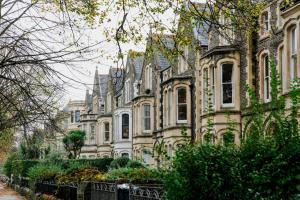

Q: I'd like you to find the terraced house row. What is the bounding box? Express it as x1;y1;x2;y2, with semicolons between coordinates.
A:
48;0;300;165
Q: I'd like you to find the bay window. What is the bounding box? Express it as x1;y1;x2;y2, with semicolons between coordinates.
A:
122;114;129;139
143;104;151;131
221;64;234;106
177;87;187;122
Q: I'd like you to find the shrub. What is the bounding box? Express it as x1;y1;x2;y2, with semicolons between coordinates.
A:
63;161;91;174
126;160;144;169
28;163;63;183
11;160;40;177
89;157;113;172
240;137;300;199
56;167;107;184
163;144;242;200
110;157;130;169
107;168;160;182
3;152;22;176
58;158;113;172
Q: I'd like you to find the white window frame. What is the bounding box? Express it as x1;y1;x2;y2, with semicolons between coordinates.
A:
176;87;187;123
221;63;235;108
263;55;271;102
290;26;298;81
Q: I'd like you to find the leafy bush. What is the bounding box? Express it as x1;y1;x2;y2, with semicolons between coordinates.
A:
11;160;40;177
3;152;22;176
56;167;107;184
126;160;144;169
107;168;160;182
63;161;91;174
163;144;242;200
58;158;113;172
240;137;300;199
110;157;130;169
28;163;63;183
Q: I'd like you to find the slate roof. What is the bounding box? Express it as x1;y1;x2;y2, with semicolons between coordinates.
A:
127;51;144;80
99;74;109;100
153;36;175;70
194;21;209;46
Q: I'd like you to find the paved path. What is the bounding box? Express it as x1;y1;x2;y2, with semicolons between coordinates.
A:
0;182;25;200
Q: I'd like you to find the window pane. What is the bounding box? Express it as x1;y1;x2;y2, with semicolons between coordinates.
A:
122;114;129;139
178;105;187;120
264;56;269;76
178;88;186;103
75;110;80;122
291;28;296;53
223;83;233;104
71;111;74;123
222;64;233;83
105;123;109;141
144;105;151;130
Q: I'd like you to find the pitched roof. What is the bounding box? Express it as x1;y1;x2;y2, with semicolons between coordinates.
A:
127;51;144;80
152;35;175;70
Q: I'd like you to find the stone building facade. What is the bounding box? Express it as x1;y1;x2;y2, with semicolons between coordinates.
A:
49;0;300;165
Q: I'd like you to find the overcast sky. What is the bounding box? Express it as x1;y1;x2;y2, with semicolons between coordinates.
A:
60;0;206;107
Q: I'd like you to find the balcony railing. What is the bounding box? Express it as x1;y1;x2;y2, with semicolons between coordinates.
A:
280;0;300;12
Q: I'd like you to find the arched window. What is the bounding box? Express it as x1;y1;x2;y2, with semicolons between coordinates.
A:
290;26;298;81
221;63;234;106
177;87;187;122
223;132;235;146
143;104;151;131
263;54;270;101
122;114;129;139
104;122;110;142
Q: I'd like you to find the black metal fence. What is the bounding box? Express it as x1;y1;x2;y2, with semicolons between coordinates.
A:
129;183;164;200
35;181;78;200
84;182;163;200
33;181;163;200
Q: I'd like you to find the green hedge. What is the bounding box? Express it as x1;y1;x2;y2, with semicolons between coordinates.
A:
59;157;113;172
11;160;40;177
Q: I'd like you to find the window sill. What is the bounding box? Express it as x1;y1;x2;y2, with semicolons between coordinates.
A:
176;120;187;124
221;103;235;108
142;130;152;134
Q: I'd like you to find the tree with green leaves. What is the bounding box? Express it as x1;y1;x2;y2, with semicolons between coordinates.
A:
63;130;85;159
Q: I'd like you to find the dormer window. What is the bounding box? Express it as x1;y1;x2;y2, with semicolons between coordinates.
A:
179;46;189;73
262;11;269;34
145;65;152;90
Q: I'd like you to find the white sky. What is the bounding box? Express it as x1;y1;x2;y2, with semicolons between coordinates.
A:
60;0;206;106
